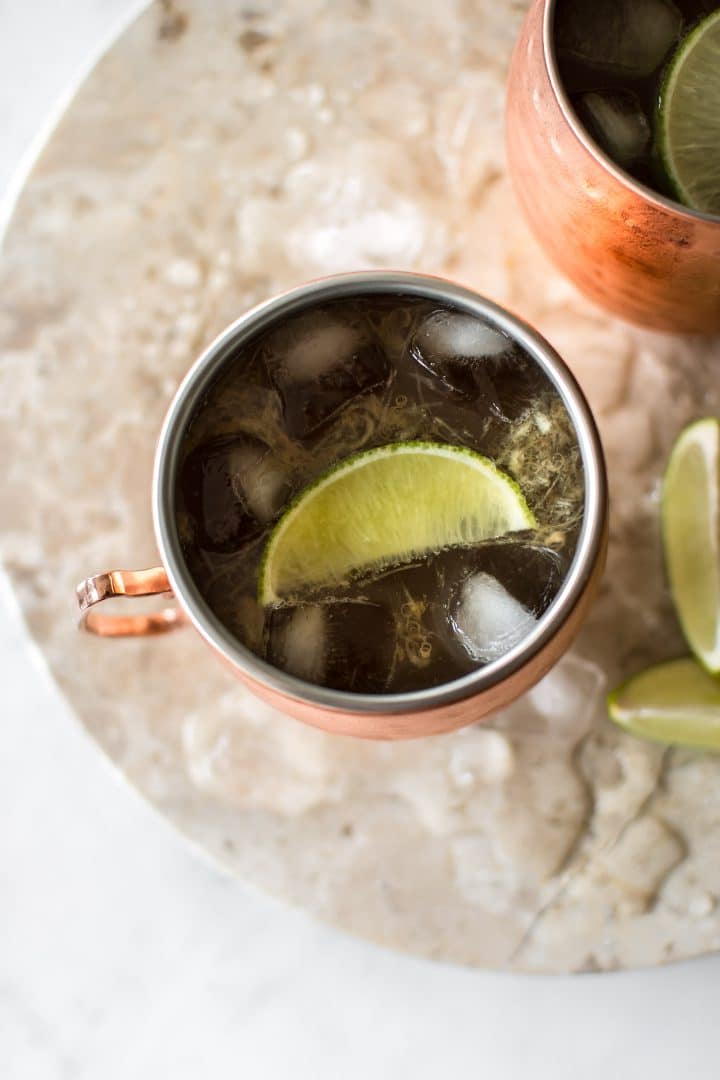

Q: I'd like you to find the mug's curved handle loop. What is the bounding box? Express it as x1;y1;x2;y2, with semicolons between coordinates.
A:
76;567;187;637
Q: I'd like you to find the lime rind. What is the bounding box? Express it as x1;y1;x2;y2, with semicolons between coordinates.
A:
609;657;720;751
258;440;536;605
661;417;720;674
657;10;720;215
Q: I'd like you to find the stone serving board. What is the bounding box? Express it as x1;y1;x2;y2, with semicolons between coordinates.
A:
2;0;720;973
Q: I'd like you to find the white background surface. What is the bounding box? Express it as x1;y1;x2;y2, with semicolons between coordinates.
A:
2;3;720;1077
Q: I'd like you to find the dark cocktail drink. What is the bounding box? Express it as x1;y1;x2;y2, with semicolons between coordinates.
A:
175;293;584;695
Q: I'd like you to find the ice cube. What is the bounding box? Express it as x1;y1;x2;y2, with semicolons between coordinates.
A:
266;600;396;692
348;558;478;690
415;310;510;362
230;443;292;525
525;653;606;739
269;604;327;684
361;545;562;689
556;0;682;79
442;542;564;624
282;320;366;381
575;91;651;170
410;309;510;399
451;572;537;663
264;310;390;440
180;434;289;553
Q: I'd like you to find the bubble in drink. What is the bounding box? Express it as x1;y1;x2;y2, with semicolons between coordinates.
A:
575;91;651;169
556;0;682;79
175;293;584;695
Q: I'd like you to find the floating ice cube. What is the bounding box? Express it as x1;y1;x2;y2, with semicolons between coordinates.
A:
267;601;396;692
454;542;564;621
343;545;565;691
556;0;682;79
230;443;292;525
270;605;327;683
410;309;510;399
575;91;651;170
416;311;510;361
283;321;368;381
181;434;287;553
451;572;537;663
264;311;389;439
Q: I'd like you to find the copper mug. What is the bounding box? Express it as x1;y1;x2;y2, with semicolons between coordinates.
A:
506;0;720;334
76;272;608;740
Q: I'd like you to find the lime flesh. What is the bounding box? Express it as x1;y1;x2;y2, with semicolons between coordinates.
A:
662;418;720;673
609;657;720;750
658;11;720;215
258;440;536;605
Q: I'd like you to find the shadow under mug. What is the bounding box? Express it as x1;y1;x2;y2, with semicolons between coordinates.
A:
76;272;608;740
506;0;720;334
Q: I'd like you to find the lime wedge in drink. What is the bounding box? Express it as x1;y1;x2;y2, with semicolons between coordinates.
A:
609;657;720;750
657;11;720;215
662;418;720;672
258;440;536;604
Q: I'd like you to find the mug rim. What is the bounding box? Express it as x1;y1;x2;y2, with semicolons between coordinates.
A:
542;0;720;227
152;271;607;715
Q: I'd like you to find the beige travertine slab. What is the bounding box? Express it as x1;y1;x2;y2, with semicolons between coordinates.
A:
2;0;720;972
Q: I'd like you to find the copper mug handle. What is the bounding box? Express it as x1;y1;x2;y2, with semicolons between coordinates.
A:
76;567;187;636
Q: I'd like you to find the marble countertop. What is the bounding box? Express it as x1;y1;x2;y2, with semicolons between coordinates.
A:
3;2;720;1077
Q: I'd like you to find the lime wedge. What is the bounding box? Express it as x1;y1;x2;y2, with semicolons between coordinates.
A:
258;440;536;604
657;11;720;215
662;418;720;672
609;657;720;750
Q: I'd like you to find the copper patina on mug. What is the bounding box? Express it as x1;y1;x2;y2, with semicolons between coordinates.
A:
506;0;720;334
76;272;608;740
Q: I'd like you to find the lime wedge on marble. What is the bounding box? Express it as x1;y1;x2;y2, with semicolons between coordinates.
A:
662;418;720;672
609;657;720;749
